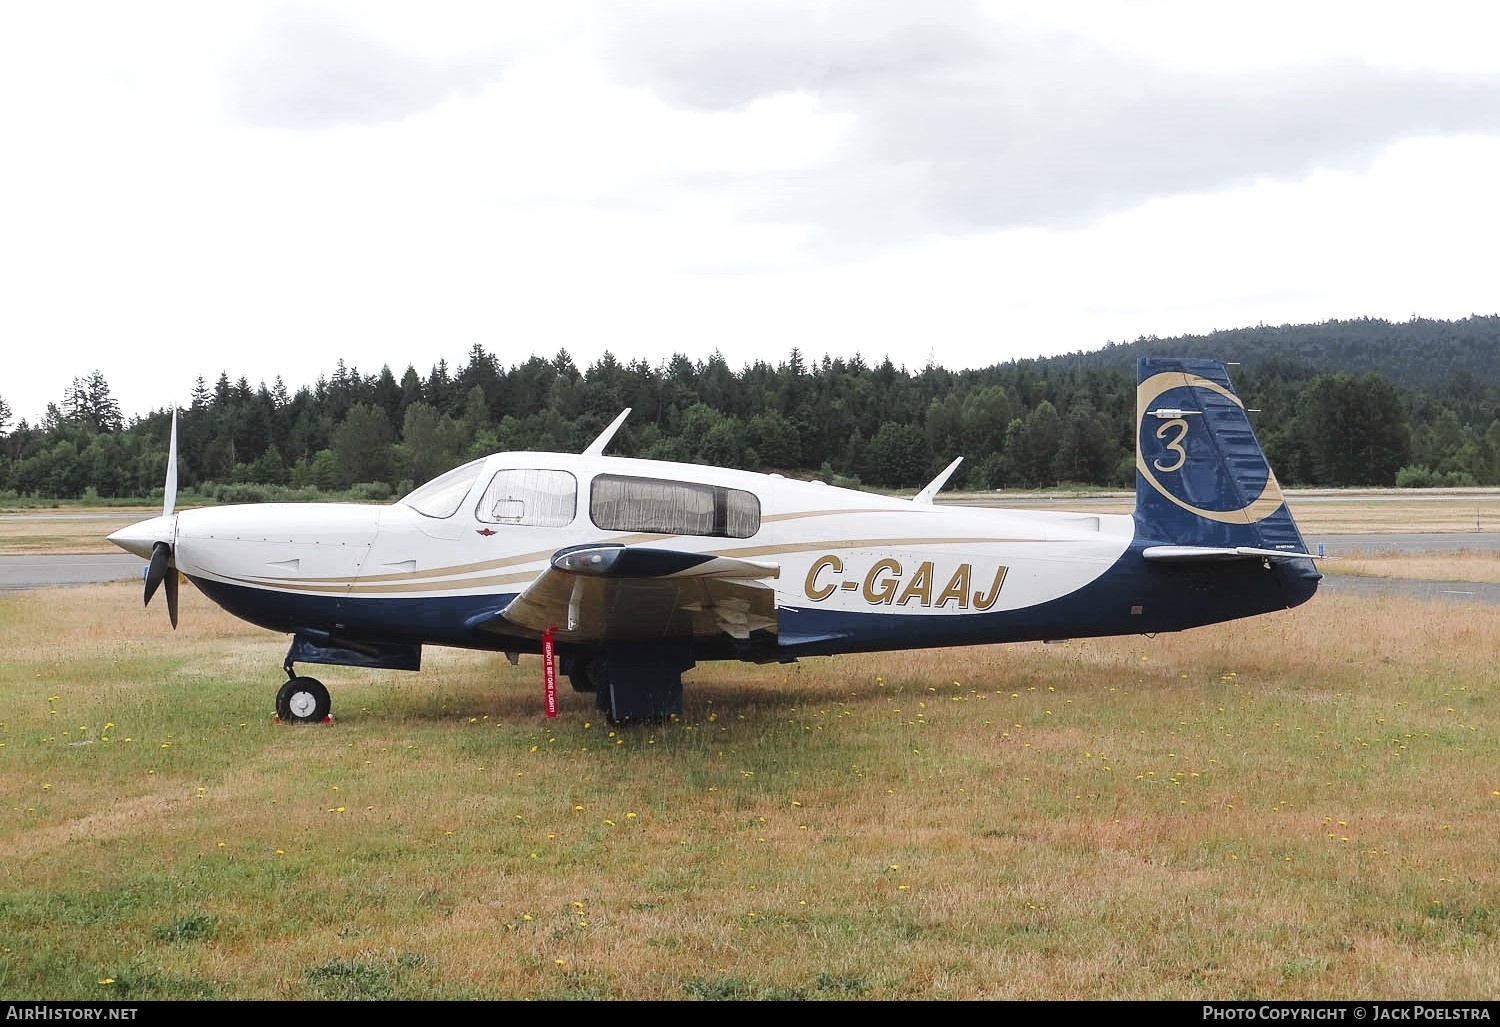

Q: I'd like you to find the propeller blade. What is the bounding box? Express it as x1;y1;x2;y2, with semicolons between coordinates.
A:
163;409;178;518
145;541;170;608
165;568;179;629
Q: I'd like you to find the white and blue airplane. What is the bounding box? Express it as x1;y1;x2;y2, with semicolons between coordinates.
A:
108;357;1322;725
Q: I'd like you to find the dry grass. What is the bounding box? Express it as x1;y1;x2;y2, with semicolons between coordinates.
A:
1324;551;1500;584
944;490;1500;536
0;578;1495;1001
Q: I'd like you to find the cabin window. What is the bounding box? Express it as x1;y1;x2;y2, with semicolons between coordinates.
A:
476;469;578;527
400;459;485;519
589;474;760;538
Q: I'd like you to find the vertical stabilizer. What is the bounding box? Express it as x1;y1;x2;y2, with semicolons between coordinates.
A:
1133;357;1309;555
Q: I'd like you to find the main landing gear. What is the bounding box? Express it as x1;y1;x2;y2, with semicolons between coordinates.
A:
559;645;693;725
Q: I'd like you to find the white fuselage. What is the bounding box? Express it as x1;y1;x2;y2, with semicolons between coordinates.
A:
143;452;1133;625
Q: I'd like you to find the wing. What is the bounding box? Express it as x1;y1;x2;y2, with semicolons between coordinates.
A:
485;544;780;642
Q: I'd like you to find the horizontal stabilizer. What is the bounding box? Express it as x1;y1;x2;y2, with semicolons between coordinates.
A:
1142;545;1321;563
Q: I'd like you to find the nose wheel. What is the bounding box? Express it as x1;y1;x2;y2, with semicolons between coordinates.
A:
275;675;332;724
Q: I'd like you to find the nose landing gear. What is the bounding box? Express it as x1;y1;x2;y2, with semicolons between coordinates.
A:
275;651;333;724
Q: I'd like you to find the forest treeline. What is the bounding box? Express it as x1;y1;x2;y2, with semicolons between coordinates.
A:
2;315;1499;504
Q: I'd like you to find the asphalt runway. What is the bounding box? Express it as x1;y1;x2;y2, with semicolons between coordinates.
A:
0;553;145;593
5;532;1500;604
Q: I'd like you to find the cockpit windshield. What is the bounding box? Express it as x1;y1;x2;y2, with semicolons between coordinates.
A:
399;459;485;519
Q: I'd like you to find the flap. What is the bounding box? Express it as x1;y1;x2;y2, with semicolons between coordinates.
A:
486;545;780;642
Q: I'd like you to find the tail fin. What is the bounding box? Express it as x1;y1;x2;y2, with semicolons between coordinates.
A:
1132;357;1310;556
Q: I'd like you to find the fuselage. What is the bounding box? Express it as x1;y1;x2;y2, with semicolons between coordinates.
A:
110;448;1318;665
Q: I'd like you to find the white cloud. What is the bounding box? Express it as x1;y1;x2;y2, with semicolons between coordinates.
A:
2;1;1498;427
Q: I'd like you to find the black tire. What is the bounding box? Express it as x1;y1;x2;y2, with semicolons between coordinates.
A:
275;676;332;724
568;658;604;694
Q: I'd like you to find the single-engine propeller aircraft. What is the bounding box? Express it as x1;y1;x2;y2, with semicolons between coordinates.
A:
109;357;1321;725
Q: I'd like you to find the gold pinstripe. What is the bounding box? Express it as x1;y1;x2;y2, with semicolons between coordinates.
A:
206;534;1049;597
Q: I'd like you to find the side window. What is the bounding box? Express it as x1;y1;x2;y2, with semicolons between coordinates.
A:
589;474;760;539
476;469;577;527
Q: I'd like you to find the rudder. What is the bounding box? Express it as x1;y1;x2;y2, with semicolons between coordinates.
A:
1132;357;1309;555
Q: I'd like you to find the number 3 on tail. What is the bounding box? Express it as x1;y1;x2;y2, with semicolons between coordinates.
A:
1153;418;1189;472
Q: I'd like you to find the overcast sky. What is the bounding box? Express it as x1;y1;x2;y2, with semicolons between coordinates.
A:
4;0;1500;427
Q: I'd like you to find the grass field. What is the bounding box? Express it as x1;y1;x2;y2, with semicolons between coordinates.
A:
1;572;1495;1001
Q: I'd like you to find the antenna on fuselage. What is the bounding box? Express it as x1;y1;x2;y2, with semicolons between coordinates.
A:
582;408;632;456
912;456;963;504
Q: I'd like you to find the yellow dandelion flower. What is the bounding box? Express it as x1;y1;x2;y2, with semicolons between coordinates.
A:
99;978;114;986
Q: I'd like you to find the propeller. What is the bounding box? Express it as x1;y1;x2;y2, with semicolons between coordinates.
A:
144;540;179;628
142;409;181;629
